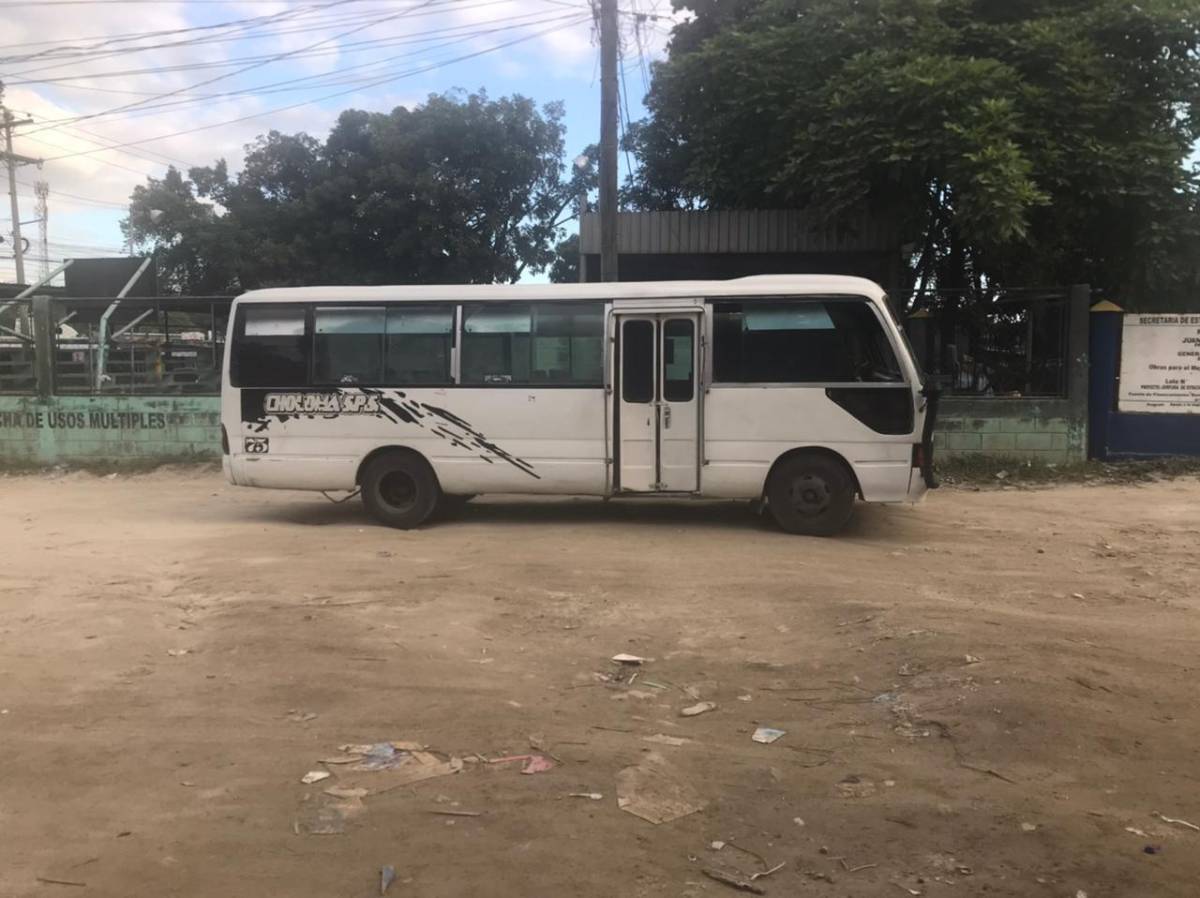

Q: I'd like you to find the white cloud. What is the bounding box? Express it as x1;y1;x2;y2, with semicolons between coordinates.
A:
0;0;678;284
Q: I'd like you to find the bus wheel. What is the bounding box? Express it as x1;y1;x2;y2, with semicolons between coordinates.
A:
766;453;855;537
360;452;440;529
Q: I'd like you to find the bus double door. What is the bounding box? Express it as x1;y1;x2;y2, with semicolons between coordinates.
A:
616;313;700;492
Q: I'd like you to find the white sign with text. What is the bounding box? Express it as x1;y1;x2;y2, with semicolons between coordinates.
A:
1118;314;1200;414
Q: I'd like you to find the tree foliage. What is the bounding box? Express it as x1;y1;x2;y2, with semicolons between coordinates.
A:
627;0;1200;306
124;92;596;294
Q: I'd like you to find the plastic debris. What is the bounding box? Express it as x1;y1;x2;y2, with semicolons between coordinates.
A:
166;649;190;657
301;770;331;785
793;817;805;826
616;752;706;824
612;653;650;664
701;868;766;895
680;701;717;717
487;753;555;774
1153;812;1200;832
711;840;726;850
751;727;786;744
1020;822;1038;832
522;755;555;774
642;734;689;747
569;792;603;800
964;655;982;664
380;865;397;895
1125;826;1148;837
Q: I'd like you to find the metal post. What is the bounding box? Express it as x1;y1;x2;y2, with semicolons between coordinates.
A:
598;0;620;282
96;255;153;388
32;294;52;398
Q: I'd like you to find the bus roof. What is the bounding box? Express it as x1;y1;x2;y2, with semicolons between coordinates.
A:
235;274;886;304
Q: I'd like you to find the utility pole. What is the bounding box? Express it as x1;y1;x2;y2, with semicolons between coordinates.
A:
1;85;41;286
598;0;619;282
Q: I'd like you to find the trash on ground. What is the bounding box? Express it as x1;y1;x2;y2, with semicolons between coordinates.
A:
296;803;348;835
1072;592;1085;600
301;770;331;785
1125;826;1148;837
737;694;753;702
35;878;87;888
569;792;603;800
1153;812;1200;832
750;861;786;881
335;745;463;795
429;809;482;817
1020;822;1038;832
487;753;555;774
643;733;689;746
380;864;397;895
751;727;786;744
793;817;805;826
612;653;650;664
1144;844;1161;854
836;775;877;798
701;867;766;895
166;649;190;657
287;711;319;723
711;840;726;850
324;785;368;799
964;655;982;664
615;752;706;824
680;701;717;717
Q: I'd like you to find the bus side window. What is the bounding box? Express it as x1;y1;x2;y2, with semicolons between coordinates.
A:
461;303;604;386
314;308;385;385
711;299;901;384
232;305;309;388
385;307;453;384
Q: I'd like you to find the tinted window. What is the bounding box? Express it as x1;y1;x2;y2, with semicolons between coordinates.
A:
622;319;654;403
461;303;603;385
385;306;452;384
663;318;694;401
232;305;308;387
314;307;384;384
712;299;902;383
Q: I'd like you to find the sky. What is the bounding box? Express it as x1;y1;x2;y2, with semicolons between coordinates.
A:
0;0;681;285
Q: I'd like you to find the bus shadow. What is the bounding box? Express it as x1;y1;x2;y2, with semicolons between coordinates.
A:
246;494;915;542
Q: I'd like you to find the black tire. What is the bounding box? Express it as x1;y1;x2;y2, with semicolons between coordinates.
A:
766;453;856;536
360;452;440;529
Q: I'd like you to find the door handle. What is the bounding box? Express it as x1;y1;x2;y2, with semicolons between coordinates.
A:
662;403;671;429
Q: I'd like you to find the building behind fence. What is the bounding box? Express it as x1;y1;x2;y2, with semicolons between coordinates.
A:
0;293;228;464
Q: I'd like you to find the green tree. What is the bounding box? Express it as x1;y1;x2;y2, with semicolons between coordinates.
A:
125;92;596;293
548;233;581;283
628;0;1200;307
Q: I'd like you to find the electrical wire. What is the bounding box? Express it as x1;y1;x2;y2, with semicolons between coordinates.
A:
36;15;592;163
16;0;459;137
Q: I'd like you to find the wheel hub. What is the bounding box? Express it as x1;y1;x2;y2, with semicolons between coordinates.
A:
789;474;831;516
379;470;417;511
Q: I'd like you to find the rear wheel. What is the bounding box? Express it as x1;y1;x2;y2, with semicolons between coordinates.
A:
360;452;440;529
766;453;856;536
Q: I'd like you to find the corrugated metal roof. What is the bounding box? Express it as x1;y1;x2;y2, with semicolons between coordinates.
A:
579;210;900;255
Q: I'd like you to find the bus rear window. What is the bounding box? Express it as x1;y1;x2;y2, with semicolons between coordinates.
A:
232;305;309;388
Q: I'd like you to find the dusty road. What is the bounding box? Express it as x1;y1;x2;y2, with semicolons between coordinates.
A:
1;469;1198;898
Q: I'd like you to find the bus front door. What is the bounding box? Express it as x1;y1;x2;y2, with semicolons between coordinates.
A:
616;314;700;492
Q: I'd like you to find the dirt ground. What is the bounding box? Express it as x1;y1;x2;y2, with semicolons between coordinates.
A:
2;469;1199;898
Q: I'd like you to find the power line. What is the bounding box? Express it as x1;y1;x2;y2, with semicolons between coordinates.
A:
16;179;128;209
0;2;329;65
16;0;457;137
7;4;547;86
35;15;592;163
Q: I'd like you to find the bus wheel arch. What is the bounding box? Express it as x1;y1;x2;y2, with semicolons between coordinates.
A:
356;447;442;529
763;447;860;537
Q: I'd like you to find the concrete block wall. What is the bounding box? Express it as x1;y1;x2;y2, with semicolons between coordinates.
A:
0;395;221;464
934;398;1086;464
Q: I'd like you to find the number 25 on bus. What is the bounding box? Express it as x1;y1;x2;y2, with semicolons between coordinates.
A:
221;275;938;536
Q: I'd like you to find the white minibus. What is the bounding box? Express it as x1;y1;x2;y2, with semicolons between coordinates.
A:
221;275;938;535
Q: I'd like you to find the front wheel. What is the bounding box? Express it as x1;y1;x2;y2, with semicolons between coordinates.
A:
766;453;856;536
360;452;440;529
